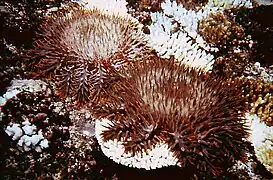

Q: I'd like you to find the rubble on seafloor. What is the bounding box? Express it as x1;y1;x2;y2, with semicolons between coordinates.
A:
1;0;273;179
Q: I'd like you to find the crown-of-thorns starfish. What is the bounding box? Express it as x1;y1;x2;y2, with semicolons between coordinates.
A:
94;56;249;176
26;8;150;105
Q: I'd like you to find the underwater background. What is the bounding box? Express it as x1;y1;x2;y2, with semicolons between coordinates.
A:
1;0;273;179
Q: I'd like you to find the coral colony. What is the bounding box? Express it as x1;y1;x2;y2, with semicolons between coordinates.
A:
0;0;273;179
1;79;70;153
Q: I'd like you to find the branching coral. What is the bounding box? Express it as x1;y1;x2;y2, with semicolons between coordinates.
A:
79;0;130;17
0;84;72;180
25;8;150;105
229;76;273;176
141;0;253;71
198;11;254;78
198;11;246;50
247;113;273;175
94;56;249;177
1;83;70;151
147;0;216;70
238;78;273;126
256;137;273;174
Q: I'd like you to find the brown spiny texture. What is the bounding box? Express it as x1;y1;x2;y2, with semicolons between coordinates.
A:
238;78;273;126
93;56;249;177
25;8;150;105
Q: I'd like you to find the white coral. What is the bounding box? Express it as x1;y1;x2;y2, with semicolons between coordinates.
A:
5;123;23;140
1;79;50;152
78;0;129;18
6;121;49;152
0;79;49;107
246;113;273;174
22;122;37;136
95;118;179;170
247;113;273;148
147;0;253;70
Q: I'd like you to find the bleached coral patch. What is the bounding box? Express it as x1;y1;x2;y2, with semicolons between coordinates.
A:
0;79;51;152
147;0;253;70
76;0;129;17
208;0;252;8
0;79;49;107
5;120;49;152
148;11;214;70
95;118;179;170
246;113;273;174
253;0;273;5
255;139;273;174
245;62;273;82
